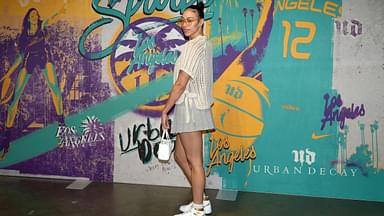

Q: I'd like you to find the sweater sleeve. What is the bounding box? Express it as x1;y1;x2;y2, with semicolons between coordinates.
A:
177;40;204;79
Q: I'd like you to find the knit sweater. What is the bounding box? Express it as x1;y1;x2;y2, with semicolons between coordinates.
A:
173;35;213;109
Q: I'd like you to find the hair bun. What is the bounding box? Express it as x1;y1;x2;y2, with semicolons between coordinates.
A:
197;1;205;10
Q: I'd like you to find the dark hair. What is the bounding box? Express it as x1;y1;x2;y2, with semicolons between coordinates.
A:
19;8;43;52
185;1;205;19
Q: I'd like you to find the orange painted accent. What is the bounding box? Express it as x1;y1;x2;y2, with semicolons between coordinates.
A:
1;77;12;100
46;63;56;84
311;133;332;140
60;73;66;92
121;69;150;92
115;60;131;77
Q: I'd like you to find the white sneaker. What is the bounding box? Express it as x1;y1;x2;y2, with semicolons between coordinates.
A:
174;207;205;216
179;200;212;215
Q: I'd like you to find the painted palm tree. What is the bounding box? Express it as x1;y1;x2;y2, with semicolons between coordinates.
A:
337;129;346;170
372;120;379;169
242;8;249;45
344;125;349;160
370;123;375;168
358;121;365;145
218;17;224;56
338;125;349;170
250;9;255;39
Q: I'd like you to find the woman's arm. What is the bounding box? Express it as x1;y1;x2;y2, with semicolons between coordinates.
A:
42;4;67;29
0;55;23;82
161;70;191;129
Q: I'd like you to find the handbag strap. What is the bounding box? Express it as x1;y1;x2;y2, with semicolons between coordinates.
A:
161;129;170;140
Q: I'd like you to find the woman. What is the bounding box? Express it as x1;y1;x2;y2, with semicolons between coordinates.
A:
0;7;65;160
161;2;214;216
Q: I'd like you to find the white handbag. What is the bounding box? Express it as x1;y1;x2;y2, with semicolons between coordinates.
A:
158;129;173;161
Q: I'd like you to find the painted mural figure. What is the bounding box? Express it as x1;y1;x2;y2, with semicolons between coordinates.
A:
161;2;213;216
0;6;66;160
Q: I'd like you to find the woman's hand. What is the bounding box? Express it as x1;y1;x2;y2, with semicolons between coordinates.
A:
161;111;169;129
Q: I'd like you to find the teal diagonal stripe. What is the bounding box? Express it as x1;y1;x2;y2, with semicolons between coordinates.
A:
0;74;172;168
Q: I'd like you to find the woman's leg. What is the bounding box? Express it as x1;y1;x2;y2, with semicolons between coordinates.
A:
174;134;192;185
2;68;30;158
6;68;30;128
41;62;63;116
179;131;205;205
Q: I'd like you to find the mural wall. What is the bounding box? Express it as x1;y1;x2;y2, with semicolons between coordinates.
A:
0;0;383;202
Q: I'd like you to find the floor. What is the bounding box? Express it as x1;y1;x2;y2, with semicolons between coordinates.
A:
1;176;383;216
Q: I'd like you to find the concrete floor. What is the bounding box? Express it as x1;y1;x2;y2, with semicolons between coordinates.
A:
1;176;383;216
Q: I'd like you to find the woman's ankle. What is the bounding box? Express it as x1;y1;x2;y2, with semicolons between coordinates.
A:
193;202;204;210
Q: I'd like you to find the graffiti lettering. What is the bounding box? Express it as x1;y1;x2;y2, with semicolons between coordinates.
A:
320;93;365;130
79;0;214;60
126;33;178;74
55;116;106;148
282;20;316;60
277;0;342;17
335;19;363;37
225;84;243;99
56;126;77;137
58;133;105;148
56;126;106;148
331;160;368;176
253;164;358;177
119;117;175;163
206;136;257;176
292;148;316;166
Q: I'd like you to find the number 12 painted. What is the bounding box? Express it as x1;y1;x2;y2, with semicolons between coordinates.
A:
282;20;316;60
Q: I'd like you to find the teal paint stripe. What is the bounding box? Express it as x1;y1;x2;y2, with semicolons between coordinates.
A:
214;97;264;123
0;74;173;168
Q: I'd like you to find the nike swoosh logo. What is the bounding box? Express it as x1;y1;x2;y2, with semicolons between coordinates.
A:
311;133;332;140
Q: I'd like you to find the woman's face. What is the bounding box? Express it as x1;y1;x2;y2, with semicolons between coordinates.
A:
29;10;39;24
180;9;203;39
